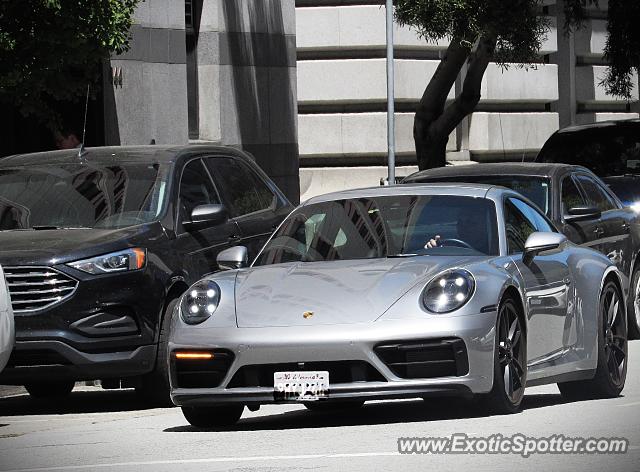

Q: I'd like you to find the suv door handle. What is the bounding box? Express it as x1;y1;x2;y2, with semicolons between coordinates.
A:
594;227;604;236
622;222;630;231
228;233;241;242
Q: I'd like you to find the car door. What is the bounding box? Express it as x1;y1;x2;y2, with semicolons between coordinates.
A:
557;173;600;247
574;173;631;277
204;156;285;261
505;197;572;362
175;158;241;279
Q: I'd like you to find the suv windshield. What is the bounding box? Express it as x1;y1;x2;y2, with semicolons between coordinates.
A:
254;195;499;266
0;163;170;230
538;127;640;176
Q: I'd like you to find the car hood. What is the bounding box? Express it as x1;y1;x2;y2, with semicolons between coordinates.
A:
0;223;167;266
234;256;479;327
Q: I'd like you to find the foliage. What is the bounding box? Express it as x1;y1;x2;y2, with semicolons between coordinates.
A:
394;0;549;67
0;0;139;130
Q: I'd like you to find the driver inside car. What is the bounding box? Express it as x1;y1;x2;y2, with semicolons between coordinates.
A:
425;206;490;254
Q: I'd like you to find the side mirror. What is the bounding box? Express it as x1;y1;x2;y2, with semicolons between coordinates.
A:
564;206;601;223
523;232;567;264
183;204;228;231
217;246;248;270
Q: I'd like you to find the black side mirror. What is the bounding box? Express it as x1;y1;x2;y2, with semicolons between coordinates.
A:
564;206;601;223
183;204;228;231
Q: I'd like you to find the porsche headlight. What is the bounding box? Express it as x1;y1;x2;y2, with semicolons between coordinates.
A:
68;248;146;274
180;280;221;325
422;269;475;314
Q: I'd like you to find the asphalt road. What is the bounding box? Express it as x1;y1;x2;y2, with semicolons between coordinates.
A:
1;343;639;472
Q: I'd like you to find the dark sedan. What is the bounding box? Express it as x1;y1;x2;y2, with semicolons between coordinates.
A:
0;145;292;403
404;163;640;339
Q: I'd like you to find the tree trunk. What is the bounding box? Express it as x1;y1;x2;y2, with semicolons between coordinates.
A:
414;37;496;170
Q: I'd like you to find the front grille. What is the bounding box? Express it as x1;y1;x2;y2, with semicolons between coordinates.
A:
227;360;386;388
375;338;469;379
172;350;235;389
4;266;78;313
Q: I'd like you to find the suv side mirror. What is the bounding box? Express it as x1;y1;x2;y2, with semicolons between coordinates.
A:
564;206;601;223
183;204;228;231
217;246;248;270
523;232;567;264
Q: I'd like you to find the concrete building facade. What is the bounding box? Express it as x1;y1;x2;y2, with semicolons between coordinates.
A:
105;0;300;202
296;0;639;200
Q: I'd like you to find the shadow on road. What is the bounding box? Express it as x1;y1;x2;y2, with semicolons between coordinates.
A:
0;389;165;416
164;393;570;433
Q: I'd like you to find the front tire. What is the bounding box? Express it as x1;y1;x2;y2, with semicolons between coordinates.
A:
137;298;179;407
558;280;627;400
25;380;75;399
182;405;244;428
627;268;640;339
482;297;527;414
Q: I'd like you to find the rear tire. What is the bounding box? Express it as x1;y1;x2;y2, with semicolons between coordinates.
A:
25;380;75;399
558;280;627;401
304;400;364;411
627;268;640;340
137;298;179;407
481;296;527;415
182;405;244;428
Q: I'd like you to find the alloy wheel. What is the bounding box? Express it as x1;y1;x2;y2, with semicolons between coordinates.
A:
602;285;626;388
497;301;526;405
634;275;640;332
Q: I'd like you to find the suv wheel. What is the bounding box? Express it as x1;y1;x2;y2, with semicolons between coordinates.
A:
136;298;179;406
628;268;640;339
25;380;75;399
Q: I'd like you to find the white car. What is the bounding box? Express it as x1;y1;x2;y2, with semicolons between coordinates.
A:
0;265;14;373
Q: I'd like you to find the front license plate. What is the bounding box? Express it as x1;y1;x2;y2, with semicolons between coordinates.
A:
274;371;329;401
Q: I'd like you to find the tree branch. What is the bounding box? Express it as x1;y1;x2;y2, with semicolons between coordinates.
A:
430;37;495;139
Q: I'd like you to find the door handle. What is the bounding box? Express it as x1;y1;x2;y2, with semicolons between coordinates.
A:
594;226;604;236
622;222;630;232
228;233;241;243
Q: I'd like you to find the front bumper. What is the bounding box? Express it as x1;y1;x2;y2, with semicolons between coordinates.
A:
169;312;497;406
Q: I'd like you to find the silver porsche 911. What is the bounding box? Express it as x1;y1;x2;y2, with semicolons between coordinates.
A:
168;184;628;427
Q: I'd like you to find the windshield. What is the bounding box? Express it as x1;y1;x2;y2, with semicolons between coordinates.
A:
254;195;499;266
539;128;640;176
411;176;550;216
0;163;170;230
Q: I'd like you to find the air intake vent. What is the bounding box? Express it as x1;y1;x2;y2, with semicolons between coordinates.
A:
4;266;78;313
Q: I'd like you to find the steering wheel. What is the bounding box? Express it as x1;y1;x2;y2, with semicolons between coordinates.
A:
438;238;474;250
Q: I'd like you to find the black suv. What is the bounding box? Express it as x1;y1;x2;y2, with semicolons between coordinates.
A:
536;119;640;207
0;145;292;402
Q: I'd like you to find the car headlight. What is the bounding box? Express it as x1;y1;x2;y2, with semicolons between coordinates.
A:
67;248;146;274
422;269;475;314
180;280;221;325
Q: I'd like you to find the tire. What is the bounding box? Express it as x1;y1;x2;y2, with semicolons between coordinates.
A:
304;400;364;412
25;380;75;399
627;268;640;340
481;296;527;415
181;405;244;428
137;298;179;407
558;280;627;401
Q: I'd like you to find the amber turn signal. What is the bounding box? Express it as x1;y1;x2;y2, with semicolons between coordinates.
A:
174;352;213;360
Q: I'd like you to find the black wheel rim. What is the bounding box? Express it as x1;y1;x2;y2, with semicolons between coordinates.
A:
634;275;640;329
498;302;526;404
603;285;626;388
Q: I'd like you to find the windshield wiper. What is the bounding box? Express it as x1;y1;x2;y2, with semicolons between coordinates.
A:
386;253;420;258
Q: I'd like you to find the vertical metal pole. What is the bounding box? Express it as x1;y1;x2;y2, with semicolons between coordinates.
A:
385;0;396;185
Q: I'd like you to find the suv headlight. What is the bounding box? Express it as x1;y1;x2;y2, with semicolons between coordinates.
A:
422;269;475;314
68;248;146;274
180;280;221;325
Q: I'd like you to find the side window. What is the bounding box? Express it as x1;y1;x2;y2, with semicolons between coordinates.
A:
510;198;555;233
178;159;220;226
561;175;586;217
205;158;276;218
575;175;617;212
504;198;539;255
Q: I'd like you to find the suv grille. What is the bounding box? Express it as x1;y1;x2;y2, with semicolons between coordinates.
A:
4;266;78;313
